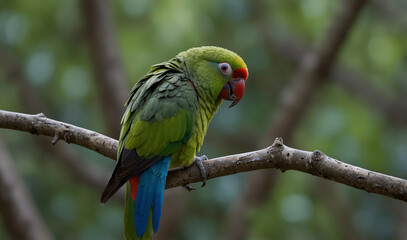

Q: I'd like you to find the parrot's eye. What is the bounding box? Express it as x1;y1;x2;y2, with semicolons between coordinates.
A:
218;62;232;76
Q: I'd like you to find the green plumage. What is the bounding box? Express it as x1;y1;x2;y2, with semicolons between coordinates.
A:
110;46;248;240
119;61;197;161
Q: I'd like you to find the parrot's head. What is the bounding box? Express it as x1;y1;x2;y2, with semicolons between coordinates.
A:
181;46;248;107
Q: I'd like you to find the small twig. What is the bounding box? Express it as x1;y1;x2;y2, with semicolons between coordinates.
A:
1;110;406;202
51;134;60;145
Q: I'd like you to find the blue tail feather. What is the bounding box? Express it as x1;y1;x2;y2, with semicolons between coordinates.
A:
134;156;171;236
152;172;166;232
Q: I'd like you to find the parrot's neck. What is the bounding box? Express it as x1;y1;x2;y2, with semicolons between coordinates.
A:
191;74;223;152
177;54;223;154
169;76;222;168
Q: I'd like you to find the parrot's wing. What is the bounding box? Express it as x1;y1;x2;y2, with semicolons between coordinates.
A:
100;65;198;203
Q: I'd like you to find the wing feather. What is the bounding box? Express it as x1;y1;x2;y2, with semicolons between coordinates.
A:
100;62;198;203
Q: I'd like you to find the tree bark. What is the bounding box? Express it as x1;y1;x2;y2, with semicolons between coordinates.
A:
1;110;406;202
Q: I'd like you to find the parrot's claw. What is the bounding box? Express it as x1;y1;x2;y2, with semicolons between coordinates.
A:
182;184;196;191
181;155;208;192
193;155;208;187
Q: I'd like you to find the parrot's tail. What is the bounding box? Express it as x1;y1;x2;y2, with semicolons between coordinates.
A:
124;156;171;240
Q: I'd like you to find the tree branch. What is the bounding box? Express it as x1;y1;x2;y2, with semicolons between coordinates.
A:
0;110;117;160
167;138;407;201
1;110;406;202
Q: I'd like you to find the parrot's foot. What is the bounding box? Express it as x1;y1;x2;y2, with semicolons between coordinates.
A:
181;155;208;191
193;155;208;187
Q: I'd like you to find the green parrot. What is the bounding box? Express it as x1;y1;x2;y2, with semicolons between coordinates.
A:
100;46;248;240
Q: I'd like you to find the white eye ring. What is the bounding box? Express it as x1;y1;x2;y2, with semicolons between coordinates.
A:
218;62;232;76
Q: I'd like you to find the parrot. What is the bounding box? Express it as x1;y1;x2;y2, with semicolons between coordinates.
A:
100;46;248;240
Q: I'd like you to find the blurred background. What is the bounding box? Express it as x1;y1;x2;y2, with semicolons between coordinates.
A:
0;0;407;239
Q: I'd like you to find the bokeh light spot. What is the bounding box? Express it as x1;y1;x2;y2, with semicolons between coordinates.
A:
25;50;54;86
280;194;313;223
61;66;91;99
0;11;29;45
300;0;328;18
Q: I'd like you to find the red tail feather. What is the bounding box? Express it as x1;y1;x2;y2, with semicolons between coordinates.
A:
129;176;139;201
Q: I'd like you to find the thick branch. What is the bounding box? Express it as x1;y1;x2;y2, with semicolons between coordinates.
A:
1;110;406;202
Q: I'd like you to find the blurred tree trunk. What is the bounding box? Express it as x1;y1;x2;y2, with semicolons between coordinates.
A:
81;0;129;138
271;40;407;126
0;139;53;240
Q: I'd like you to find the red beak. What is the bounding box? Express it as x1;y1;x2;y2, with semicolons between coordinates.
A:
219;78;245;108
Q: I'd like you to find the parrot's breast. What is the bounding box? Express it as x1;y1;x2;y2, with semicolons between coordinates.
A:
170;97;222;168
